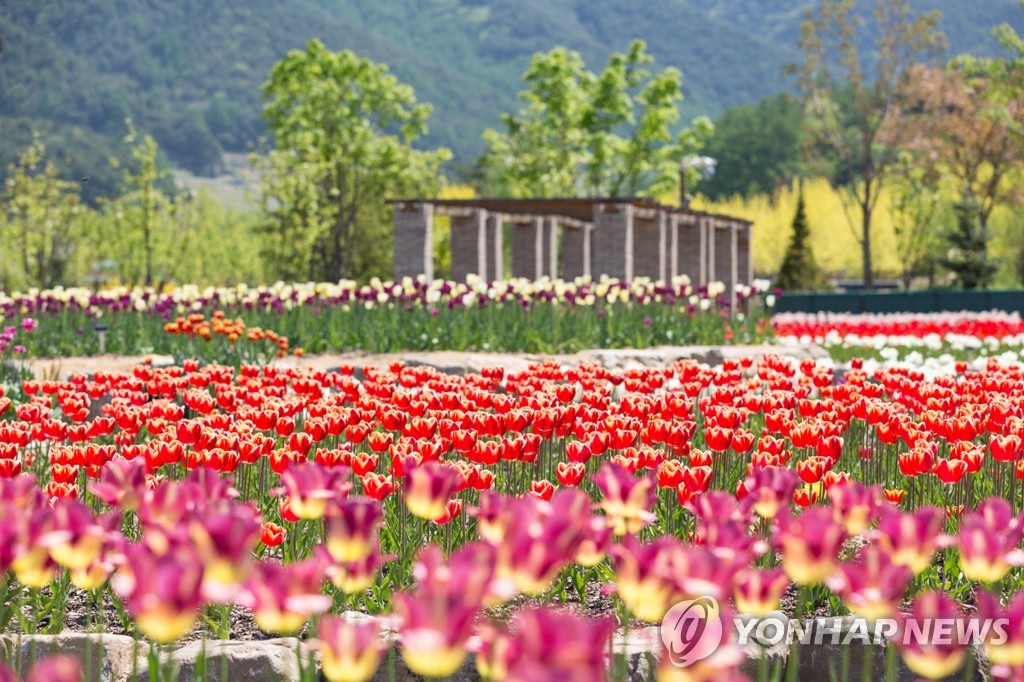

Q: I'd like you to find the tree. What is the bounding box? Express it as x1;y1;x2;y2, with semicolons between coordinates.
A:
955;0;1024;141
888;151;944;289
795;0;946;289
0;138;83;289
698;94;805;201
257;39;450;282
900;63;1023;231
481;40;712;199
109;123;174;287
98;121;194;287
775;192;825;292
941;200;997;289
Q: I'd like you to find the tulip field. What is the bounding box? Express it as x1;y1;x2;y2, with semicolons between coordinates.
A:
3;280;1024;681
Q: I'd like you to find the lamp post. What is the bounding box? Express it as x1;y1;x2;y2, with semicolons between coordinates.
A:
94;324;109;354
678;156;718;210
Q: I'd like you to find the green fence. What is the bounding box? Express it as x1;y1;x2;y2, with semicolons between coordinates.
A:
775;289;1024;314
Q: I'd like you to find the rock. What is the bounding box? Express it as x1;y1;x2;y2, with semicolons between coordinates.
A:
129;638;303;682
0;633;141;682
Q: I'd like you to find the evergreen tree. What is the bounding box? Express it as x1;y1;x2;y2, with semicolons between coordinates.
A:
941;200;997;289
775;192;824;291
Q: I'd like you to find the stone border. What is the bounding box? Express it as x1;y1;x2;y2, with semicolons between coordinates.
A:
1;613;982;681
24;343;829;381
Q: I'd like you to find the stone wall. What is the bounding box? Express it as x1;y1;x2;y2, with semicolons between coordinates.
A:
393;203;433;281
592;203;633;280
450;210;487;280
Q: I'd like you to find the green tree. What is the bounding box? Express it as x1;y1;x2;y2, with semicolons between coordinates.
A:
0;138;84;289
109;124;173;287
941;200;997;289
795;0;946;289
481;40;712;199
888;151;945;289
96;122;194;287
698;95;805;200
775;192;825;291
257;39;450;282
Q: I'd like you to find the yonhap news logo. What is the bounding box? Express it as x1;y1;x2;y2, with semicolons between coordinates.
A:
660;597;1011;668
660;597;725;667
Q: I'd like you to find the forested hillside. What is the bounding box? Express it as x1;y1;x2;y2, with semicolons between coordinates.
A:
1;0;1020;197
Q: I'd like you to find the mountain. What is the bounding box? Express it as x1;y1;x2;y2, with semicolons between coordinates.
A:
0;0;1021;194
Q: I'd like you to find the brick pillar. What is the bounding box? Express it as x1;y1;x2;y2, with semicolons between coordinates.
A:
714;220;734;300
543;217;559;278
592;203;634;280
487;214;504;281
705;218;715;286
659;210;668;282
669;214;679;279
511;218;543;279
450;209;488;281
560;224;592;279
737;223;752;286
632;212;662;279
393;202;433;281
676;216;702;285
730;222;739;310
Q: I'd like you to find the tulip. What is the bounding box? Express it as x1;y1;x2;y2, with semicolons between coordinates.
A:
188;505;262;602
775;508;847;585
611;535;685;622
12;510;59;589
40;500;108;571
260;521;285;547
882;488;905;505
318;614;383;682
496;491;590;595
432;498;463;525
892;591;966;680
89;455;147;511
591;462;656;536
327;548;383;595
977;591;1024;668
741;466;798;520
473;490;513;545
555;461;586;487
874;506;945;575
111;543;205;644
503;608;614;682
241;557;331;635
394;544;493;678
275;462;351;520
14;656;83;682
957;498;1024;584
828;481;879;535
933;458;969;484
574;515;614;568
361;472;393;501
405;461;460;521
476;622;520;682
529;479;555;500
990;433;1022;462
325;497;383;562
733;567;789;617
828;547;911;620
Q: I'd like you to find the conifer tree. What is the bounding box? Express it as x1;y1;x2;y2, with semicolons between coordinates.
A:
775;192;824;291
941;200;997;289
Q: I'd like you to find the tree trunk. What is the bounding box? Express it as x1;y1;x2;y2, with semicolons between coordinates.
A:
861;204;874;290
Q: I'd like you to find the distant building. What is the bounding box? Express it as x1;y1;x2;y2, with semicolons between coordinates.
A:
390;197;753;305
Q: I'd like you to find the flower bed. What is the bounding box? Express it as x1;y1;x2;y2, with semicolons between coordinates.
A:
0;354;1022;680
0;278;771;359
773;311;1024;363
